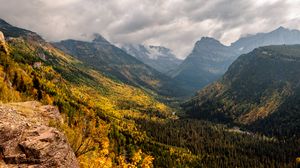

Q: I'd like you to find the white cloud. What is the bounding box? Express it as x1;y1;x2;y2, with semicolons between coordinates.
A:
0;0;299;58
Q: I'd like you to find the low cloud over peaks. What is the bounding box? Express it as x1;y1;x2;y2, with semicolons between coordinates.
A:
0;0;299;58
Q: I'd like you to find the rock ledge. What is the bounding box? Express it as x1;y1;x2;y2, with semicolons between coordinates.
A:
0;101;79;168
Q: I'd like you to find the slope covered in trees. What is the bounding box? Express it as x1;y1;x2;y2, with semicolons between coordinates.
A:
184;45;300;138
0;21;172;167
53;36;187;97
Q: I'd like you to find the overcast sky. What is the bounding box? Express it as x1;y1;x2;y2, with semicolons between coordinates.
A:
0;0;299;58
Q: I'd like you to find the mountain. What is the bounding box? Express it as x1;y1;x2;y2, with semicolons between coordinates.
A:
172;27;300;93
0;18;299;168
183;45;300;137
53;36;186;97
122;44;182;74
0;19;44;43
171;37;238;93
0;19;174;167
232;26;300;54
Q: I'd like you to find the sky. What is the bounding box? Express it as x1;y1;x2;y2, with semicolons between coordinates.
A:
0;0;300;58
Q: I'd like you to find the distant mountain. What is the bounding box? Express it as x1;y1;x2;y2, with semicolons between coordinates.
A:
183;45;300;137
122;44;182;74
53;36;186;97
232;26;300;54
172;27;300;94
171;37;238;94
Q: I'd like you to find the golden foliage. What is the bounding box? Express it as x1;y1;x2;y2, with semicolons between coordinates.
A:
0;36;174;168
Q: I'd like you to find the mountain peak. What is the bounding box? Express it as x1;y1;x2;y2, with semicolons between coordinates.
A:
272;26;289;33
276;26;287;30
92;33;110;44
200;36;219;42
196;37;223;47
149;45;172;53
0;18;11;27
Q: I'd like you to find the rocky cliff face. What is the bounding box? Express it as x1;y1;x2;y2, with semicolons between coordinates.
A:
0;101;79;168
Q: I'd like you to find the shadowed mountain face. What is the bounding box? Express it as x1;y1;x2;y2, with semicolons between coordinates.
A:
183;45;300;137
171;27;300;94
171;37;238;94
53;37;187;97
122;44;182;74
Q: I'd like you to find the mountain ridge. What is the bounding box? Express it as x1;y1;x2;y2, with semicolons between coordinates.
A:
53;37;187;97
183;45;300;137
171;26;300;94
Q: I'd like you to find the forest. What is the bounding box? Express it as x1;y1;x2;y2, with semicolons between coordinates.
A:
0;24;299;167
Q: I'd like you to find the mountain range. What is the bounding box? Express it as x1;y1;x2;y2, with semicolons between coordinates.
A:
183;45;300;137
1;17;300;167
170;26;300;94
122;44;182;74
231;26;300;53
53;35;187;97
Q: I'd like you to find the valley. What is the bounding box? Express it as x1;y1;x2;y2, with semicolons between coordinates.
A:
0;17;300;168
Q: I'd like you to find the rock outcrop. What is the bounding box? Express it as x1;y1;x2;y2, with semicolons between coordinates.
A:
0;101;79;168
0;31;4;42
0;31;8;54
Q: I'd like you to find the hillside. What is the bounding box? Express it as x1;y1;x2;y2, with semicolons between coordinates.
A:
122;44;182;74
183;45;300;137
0;20;174;167
53;36;186;97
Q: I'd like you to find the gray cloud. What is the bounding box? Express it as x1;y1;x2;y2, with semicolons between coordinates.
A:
0;0;299;58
